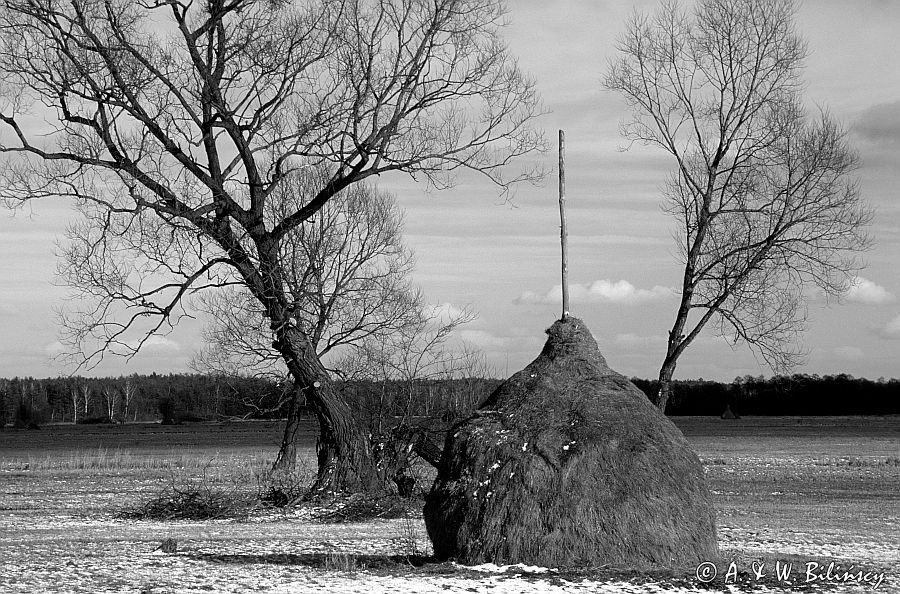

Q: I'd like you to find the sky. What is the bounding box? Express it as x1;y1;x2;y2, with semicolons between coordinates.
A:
1;0;899;382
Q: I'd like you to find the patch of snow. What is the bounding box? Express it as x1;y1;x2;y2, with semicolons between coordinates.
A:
462;562;554;574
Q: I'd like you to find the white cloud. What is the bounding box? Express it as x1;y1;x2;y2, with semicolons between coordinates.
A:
142;335;181;351
515;279;672;305
880;314;900;339
458;329;514;350
846;277;895;304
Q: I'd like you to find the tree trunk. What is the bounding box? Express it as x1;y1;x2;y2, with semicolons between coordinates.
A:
655;361;676;414
656;293;691;414
272;323;384;496
272;387;303;472
653;365;675;414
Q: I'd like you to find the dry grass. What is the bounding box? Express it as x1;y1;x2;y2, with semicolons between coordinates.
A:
7;447;268;475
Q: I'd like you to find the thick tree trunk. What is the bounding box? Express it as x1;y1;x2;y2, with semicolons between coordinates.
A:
654;360;676;414
654;322;683;414
272;323;385;496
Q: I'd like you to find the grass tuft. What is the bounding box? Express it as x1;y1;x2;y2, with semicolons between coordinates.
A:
323;552;358;572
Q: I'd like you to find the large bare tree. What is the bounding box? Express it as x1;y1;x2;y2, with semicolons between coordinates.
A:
0;0;544;493
604;0;871;413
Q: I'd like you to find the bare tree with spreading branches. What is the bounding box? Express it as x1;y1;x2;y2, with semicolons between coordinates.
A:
0;0;544;494
604;0;871;413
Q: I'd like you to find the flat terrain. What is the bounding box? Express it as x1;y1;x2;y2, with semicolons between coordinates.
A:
1;417;898;593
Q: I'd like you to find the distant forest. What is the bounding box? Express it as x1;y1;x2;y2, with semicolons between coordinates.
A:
1;372;898;428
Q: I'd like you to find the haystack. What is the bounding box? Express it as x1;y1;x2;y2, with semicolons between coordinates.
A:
424;317;717;568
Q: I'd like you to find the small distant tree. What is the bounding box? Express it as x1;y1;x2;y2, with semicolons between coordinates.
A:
69;380;80;424
339;304;483;423
119;376;139;423
101;384;118;422
0;378;8;427
80;382;94;419
335;304;487;493
605;0;872;412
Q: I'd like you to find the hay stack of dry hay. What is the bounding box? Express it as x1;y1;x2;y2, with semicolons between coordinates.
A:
424;317;718;568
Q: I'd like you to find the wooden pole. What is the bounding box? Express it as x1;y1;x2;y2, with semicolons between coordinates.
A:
559;129;569;320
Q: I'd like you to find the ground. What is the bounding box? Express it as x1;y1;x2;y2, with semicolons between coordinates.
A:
0;417;897;593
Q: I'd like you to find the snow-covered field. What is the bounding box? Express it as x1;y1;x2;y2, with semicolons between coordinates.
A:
1;418;898;593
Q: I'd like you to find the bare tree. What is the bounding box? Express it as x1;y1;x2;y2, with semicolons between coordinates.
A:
101;383;117;421
68;380;80;424
0;0;543;493
80;381;93;418
119;375;138;423
604;0;871;412
337;303;481;421
335;303;486;493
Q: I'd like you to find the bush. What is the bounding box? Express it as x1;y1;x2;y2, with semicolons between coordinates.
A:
123;484;253;521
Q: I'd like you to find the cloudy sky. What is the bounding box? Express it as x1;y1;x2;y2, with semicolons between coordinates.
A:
1;0;899;382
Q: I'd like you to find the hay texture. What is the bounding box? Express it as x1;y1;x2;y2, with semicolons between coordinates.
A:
424;317;718;569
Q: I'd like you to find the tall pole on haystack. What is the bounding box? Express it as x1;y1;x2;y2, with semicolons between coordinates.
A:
559;129;569;320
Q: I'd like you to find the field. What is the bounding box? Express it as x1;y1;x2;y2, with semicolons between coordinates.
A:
1;417;898;593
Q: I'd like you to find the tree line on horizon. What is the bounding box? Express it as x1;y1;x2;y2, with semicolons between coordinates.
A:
2;371;897;429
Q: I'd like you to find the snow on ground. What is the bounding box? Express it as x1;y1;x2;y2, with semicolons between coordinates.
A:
3;423;898;594
1;509;896;593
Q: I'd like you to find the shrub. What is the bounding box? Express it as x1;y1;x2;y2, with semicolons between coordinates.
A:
123;484;253;521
